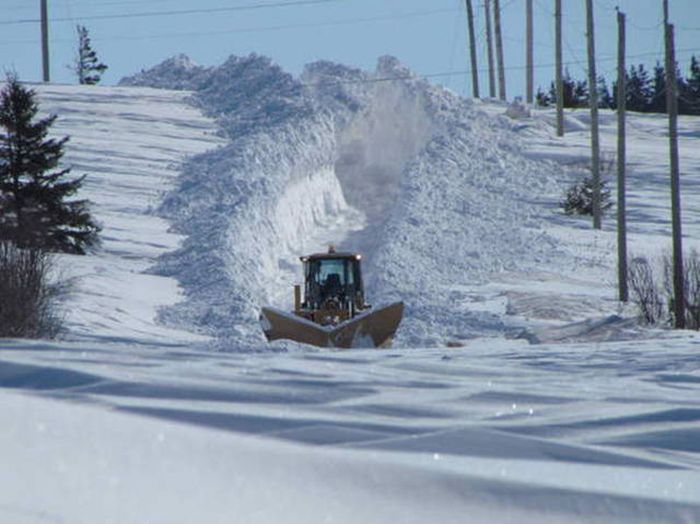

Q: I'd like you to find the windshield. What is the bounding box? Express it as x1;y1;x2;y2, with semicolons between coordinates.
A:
312;259;353;286
305;257;360;304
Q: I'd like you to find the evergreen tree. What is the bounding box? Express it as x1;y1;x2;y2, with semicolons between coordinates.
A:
650;62;666;114
535;87;551;107
0;75;99;254
561;176;613;216
573;79;589;107
74;25;108;85
688;56;700;98
626;64;653;112
678;58;700;116
548;69;587;108
598;76;615;109
548;80;558;106
688;56;700;116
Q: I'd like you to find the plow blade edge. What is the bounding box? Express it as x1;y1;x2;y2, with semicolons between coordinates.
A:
260;302;404;348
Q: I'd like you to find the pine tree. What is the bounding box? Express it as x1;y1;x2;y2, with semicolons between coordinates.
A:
626;65;653;112
74;25;108;85
561;176;613;216
573;79;589;107
650;62;666;114
535;87;551;107
689;56;700;97
598;76;615;109
0;75;100;254
688;56;700;116
549;69;586;108
678;57;700;116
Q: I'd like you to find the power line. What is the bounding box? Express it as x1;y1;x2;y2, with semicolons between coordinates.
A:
0;0;344;26
1;0;696;90
302;48;700;88
0;7;459;46
64;0;183;7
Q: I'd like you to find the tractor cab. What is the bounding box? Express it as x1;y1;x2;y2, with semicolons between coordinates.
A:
295;247;367;325
303;250;364;308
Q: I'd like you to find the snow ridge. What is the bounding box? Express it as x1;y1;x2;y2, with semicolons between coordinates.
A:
123;54;564;349
124;55;342;348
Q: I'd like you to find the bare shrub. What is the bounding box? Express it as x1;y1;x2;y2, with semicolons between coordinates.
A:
560;154;615;216
628;256;663;325
663;249;700;329
0;241;66;338
685;251;700;329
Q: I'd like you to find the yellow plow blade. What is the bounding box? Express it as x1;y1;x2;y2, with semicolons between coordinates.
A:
260;302;404;349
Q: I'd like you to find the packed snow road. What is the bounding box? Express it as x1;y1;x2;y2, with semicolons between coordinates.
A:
2;336;700;523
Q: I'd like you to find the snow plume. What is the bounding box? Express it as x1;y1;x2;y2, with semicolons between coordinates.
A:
123;54;562;349
305;57;436;261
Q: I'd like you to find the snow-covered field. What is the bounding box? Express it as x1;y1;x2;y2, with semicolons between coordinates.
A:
2;56;700;522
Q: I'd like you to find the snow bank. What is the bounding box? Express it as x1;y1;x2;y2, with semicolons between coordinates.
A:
121;54;566;349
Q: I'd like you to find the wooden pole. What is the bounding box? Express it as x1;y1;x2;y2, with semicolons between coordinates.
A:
526;0;534;104
493;0;506;100
617;10;628;302
465;0;480;99
555;0;564;136
585;0;601;229
665;18;685;328
484;0;496;98
41;0;50;82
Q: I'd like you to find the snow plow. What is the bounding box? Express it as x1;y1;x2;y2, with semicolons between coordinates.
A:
260;247;403;348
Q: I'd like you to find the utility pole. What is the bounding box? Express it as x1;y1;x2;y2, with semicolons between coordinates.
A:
526;0;534;104
493;0;506;100
585;0;601;229
665;0;685;328
465;0;480;99
41;0;50;82
555;0;564;136
617;10;628;302
484;0;496;98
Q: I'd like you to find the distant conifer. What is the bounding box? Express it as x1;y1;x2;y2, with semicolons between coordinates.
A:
597;76;615;109
535;87;551;107
74;25;108;85
549;69;588;108
625;65;653;112
650;62;666;113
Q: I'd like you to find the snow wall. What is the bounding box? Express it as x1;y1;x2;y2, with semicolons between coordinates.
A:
120;54;563;350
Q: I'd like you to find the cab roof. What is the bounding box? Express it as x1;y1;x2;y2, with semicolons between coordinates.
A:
300;246;361;261
303;252;359;261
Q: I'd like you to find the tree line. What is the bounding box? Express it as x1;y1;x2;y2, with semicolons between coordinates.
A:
537;56;700;115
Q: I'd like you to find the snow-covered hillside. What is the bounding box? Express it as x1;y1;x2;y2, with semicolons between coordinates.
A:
1;55;700;523
35;84;225;346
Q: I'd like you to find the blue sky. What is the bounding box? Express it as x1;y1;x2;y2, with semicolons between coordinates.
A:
1;0;698;98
